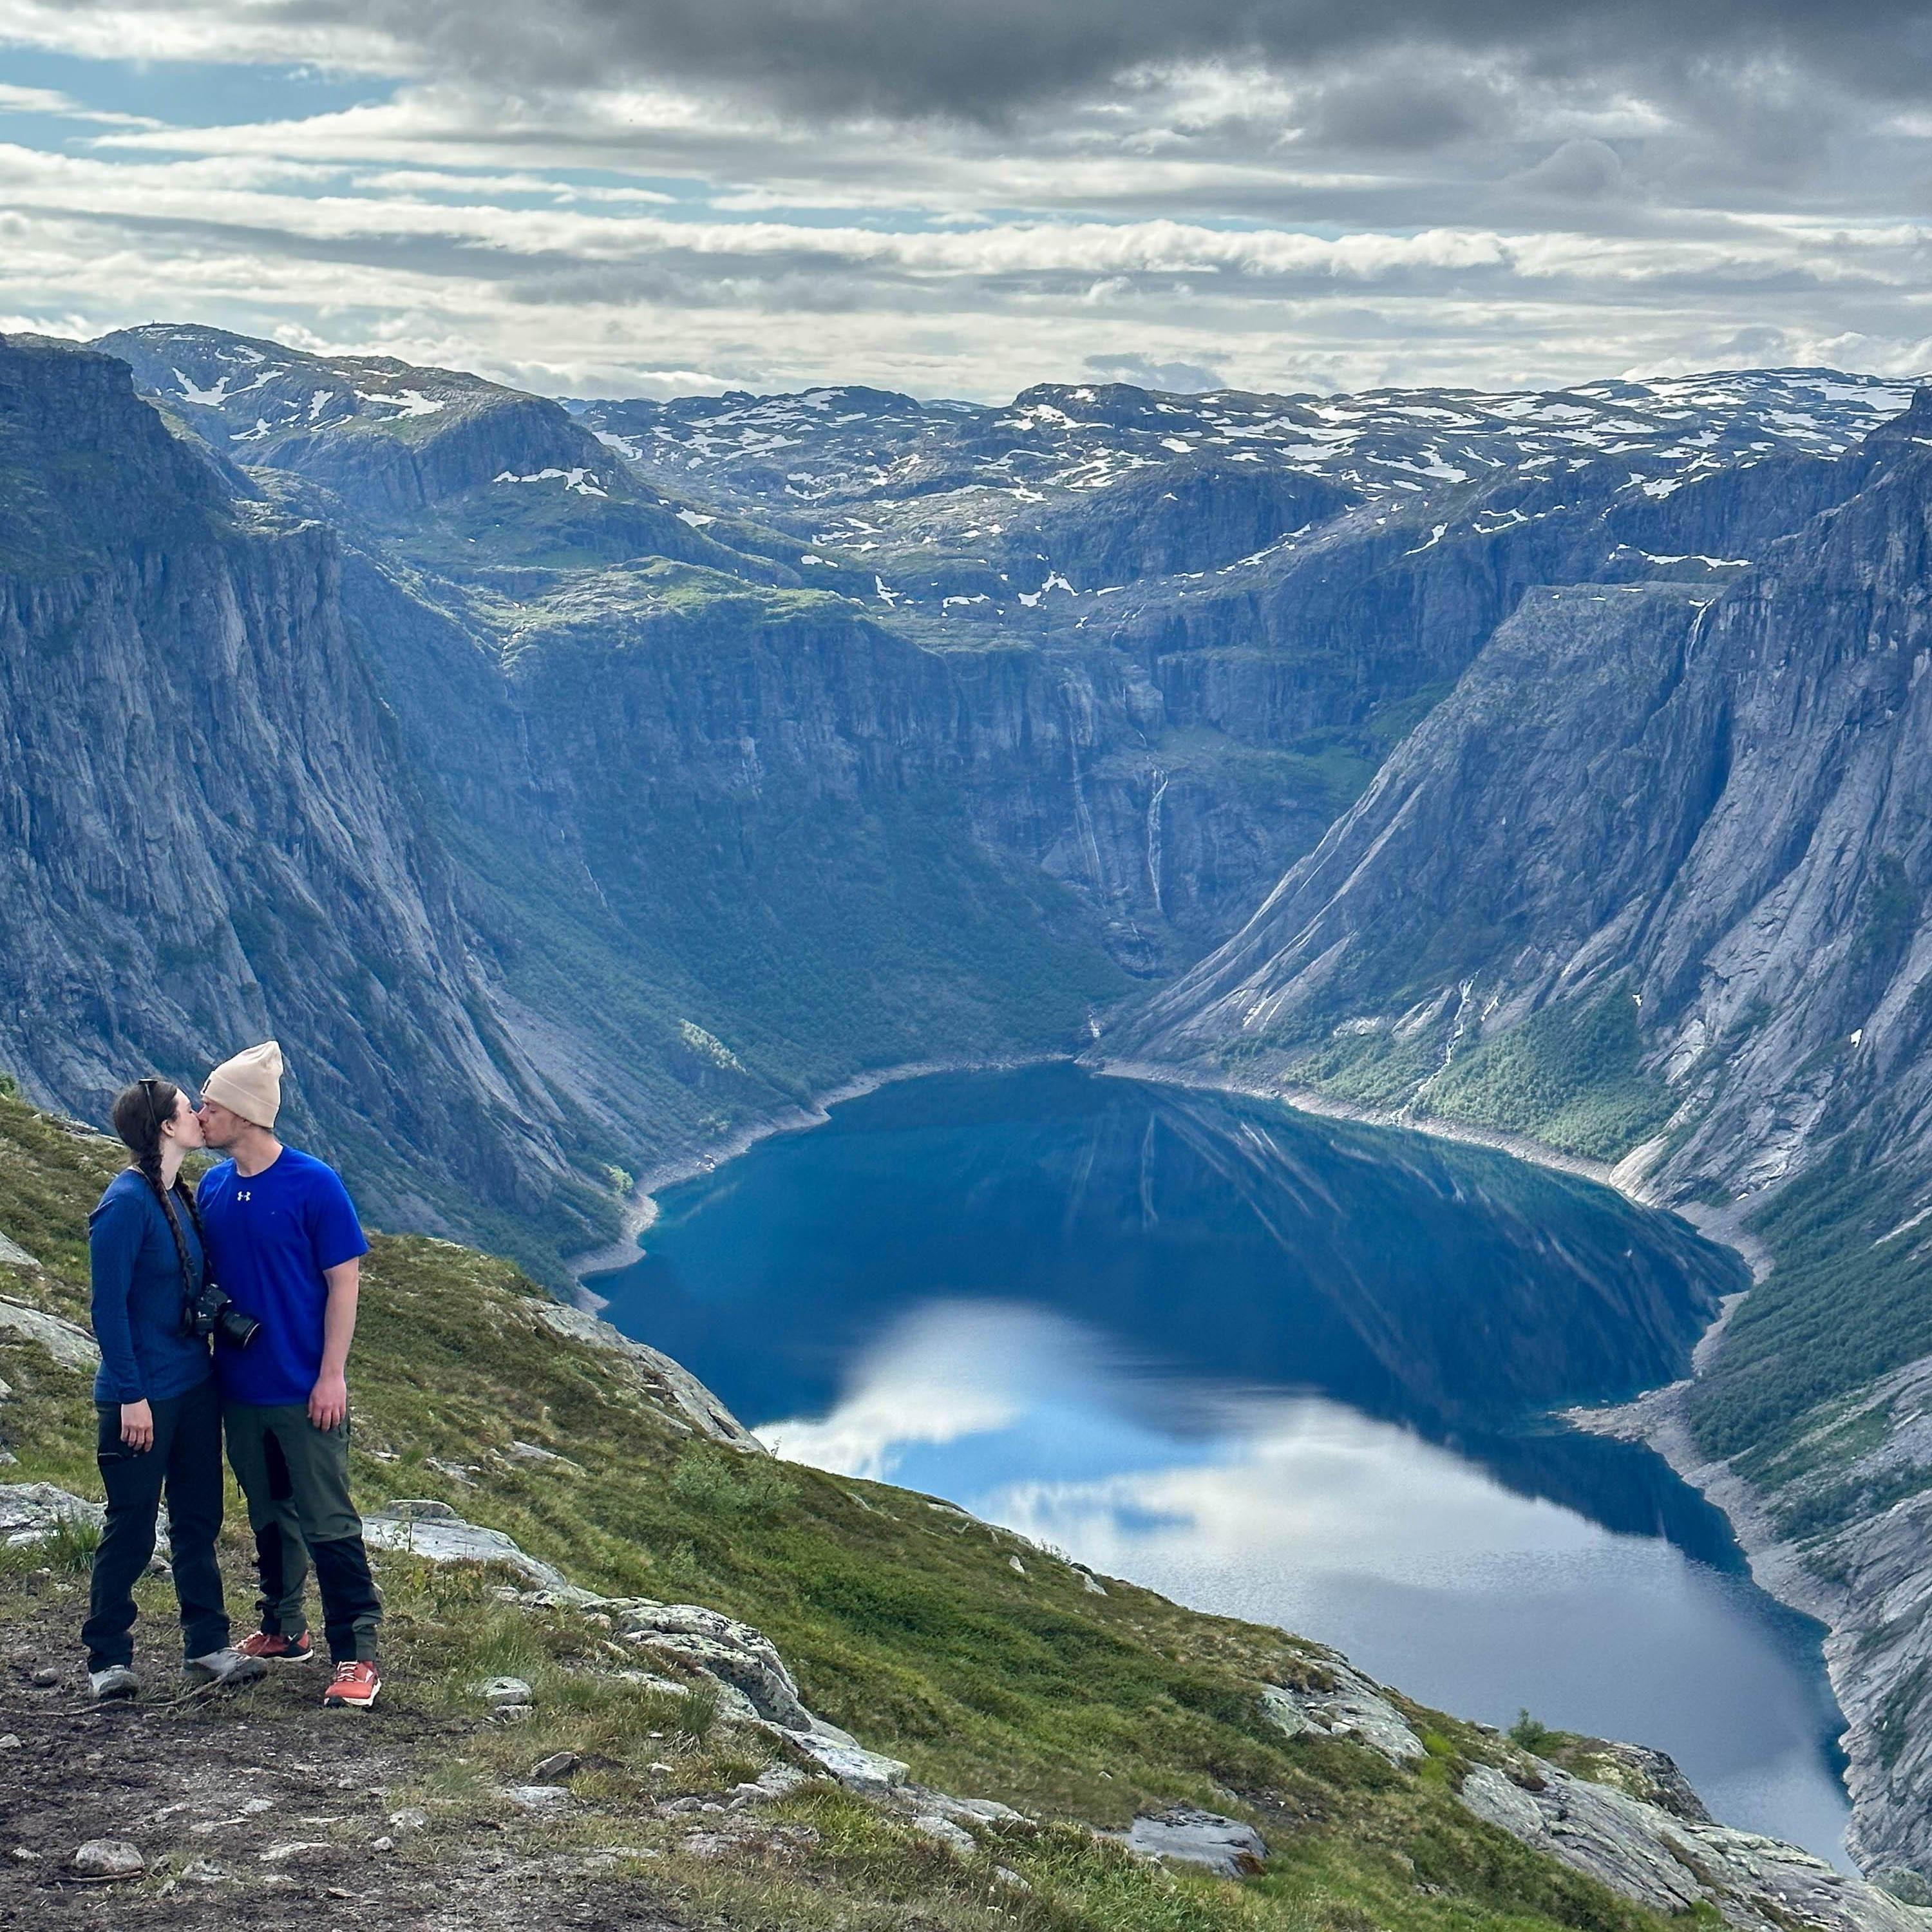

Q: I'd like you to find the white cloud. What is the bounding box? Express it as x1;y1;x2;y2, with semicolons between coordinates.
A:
4;18;1932;397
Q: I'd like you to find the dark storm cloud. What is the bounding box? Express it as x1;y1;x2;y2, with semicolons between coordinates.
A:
296;0;1932;122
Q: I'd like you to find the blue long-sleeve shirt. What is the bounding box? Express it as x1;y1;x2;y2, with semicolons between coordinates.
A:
89;1168;213;1406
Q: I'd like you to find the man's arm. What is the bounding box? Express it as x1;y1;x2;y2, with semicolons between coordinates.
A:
308;1257;359;1431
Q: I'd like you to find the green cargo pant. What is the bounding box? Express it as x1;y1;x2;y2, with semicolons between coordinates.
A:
223;1402;383;1663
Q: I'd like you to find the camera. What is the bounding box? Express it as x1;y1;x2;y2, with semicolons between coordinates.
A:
184;1282;262;1350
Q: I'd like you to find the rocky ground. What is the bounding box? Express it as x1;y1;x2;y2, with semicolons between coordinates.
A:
0;1577;694;1932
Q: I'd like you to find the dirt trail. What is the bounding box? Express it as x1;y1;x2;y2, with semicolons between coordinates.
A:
0;1598;682;1932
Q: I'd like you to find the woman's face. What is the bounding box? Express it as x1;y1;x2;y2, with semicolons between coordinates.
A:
164;1090;205;1151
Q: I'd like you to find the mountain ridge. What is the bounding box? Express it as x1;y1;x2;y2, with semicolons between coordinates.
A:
1106;389;1932;1878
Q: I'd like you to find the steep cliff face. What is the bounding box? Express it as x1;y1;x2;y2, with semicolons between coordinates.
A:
1116;398;1932;1202
0;336;1135;1270
1113;395;1932;1879
0;336;598;1247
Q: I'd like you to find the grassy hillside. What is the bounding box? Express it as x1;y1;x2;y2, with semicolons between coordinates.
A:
0;1084;1677;1932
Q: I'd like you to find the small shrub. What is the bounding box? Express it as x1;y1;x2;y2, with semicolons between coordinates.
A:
669;1445;797;1517
1508;1708;1562;1755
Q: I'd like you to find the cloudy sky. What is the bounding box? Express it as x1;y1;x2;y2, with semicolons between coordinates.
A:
3;0;1931;399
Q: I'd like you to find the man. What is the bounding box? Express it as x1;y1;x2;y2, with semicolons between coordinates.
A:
195;1040;384;1710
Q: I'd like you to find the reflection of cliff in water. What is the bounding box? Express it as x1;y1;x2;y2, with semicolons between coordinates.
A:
602;1064;1748;1557
1030;1079;1747;1557
1077;1083;1734;1421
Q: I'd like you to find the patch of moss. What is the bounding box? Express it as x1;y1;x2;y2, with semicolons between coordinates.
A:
1423;991;1672;1162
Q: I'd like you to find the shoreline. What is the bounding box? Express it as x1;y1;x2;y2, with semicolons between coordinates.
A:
1084;1054;1773;1277
568;1042;1878;1858
1086;1055;1886;1864
565;1052;1071;1300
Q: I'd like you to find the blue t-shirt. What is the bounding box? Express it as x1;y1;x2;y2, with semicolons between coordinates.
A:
88;1168;213;1406
198;1147;369;1408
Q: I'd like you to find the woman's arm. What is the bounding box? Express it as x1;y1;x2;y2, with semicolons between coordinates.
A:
88;1186;149;1416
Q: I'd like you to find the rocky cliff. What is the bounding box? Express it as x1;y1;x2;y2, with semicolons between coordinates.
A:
1112;393;1932;1880
0;334;604;1252
0;335;1166;1272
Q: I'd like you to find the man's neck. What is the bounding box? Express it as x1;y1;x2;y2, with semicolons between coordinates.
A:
231;1131;285;1179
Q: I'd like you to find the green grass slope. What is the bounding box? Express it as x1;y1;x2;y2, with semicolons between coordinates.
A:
0;1084;1672;1932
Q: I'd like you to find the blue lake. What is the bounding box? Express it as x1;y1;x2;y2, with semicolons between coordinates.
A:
588;1063;1851;1859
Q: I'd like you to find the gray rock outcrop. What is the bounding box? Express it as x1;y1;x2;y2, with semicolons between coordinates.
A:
361;1503;585;1597
525;1303;765;1450
0;1298;99;1373
1459;1760;1927;1932
1124;1806;1267;1877
615;1602;813;1731
1262;1662;1427;1763
0;1482;104;1544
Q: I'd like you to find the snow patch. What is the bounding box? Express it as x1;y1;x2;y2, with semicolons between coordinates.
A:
494;467;607;497
357;388;446;418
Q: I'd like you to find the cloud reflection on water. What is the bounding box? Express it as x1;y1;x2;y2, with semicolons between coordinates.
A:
762;1296;1852;1864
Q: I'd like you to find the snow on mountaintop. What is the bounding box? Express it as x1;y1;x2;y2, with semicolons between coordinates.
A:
79;325;1924;632
576;368;1915;519
92;324;523;451
564;366;1920;625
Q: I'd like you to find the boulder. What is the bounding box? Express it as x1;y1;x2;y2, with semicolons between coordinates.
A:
71;1839;144;1879
1261;1662;1426;1763
363;1506;592;1598
1125;1806;1267;1877
621;1604;811;1730
0;1302;97;1372
0;1482;104;1546
790;1734;910;1795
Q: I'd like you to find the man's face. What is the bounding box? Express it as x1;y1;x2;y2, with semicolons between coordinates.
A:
197;1098;248;1148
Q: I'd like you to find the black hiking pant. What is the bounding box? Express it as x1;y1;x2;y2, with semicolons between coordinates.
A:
82;1377;229;1670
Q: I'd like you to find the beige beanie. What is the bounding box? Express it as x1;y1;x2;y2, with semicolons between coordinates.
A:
203;1039;285;1129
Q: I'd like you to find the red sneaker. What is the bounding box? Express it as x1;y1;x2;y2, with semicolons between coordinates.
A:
323;1660;381;1712
238;1629;313;1663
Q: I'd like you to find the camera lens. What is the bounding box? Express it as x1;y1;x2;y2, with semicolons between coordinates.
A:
218;1305;262;1350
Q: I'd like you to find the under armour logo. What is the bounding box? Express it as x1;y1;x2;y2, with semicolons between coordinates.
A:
236;1190;253;1202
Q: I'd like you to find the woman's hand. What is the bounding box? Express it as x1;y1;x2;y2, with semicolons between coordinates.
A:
119;1400;155;1452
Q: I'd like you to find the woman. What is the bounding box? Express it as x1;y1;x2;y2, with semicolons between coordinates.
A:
81;1077;263;1700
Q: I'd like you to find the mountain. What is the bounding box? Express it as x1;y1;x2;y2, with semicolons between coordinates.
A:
1;330;1130;1273
1108;390;1932;1877
11;319;1932;1886
8;316;1924;1289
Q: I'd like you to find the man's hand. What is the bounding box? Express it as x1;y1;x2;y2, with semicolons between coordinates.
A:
119;1399;155;1452
308;1370;349;1432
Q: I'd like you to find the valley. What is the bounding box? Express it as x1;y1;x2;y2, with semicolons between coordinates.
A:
4;317;1932;1911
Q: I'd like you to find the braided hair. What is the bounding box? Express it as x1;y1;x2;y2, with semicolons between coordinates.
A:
109;1077;208;1312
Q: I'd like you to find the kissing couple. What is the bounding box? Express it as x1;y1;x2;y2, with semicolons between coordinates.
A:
80;1041;384;1710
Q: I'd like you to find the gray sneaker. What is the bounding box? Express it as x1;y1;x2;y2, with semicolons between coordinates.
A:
184;1647;269;1689
87;1665;139;1701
